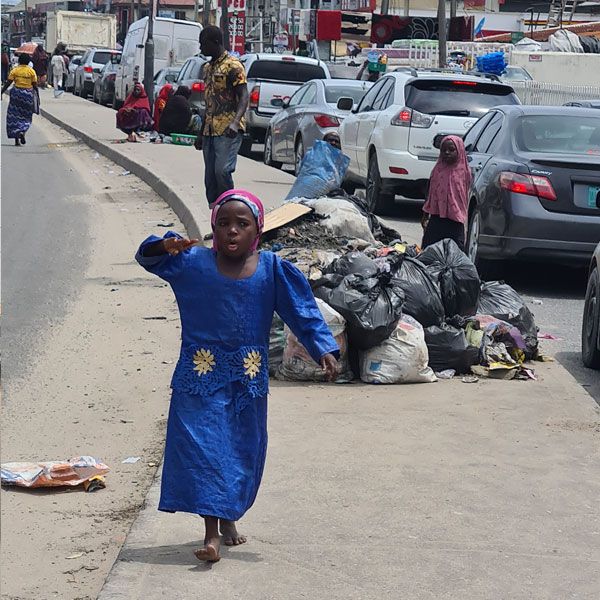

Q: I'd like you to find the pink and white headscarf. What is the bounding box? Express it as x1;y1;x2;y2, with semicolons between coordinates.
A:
211;189;265;252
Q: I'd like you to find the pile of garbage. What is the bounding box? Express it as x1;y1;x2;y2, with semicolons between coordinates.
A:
266;139;540;385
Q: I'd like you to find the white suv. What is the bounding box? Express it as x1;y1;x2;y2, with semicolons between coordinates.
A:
339;69;520;214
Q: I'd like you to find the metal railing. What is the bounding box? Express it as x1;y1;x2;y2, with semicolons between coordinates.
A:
511;80;600;105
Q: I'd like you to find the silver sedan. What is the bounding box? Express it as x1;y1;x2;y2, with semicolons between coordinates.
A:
264;78;372;174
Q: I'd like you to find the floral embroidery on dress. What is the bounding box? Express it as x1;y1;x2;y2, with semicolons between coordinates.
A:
243;350;262;379
171;344;269;414
193;348;216;375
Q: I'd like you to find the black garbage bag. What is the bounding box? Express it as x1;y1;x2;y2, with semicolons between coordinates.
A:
477;281;538;358
313;270;405;351
390;257;445;327
417;239;480;318
424;323;480;374
324;250;379;278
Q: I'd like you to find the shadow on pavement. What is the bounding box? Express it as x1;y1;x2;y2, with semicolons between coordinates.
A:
119;542;263;566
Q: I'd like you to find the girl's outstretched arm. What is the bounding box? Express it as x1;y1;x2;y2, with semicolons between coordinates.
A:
274;256;340;379
135;231;198;282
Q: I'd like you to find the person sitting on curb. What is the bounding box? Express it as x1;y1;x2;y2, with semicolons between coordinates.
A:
116;82;154;142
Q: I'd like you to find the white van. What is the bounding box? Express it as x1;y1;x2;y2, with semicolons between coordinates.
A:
114;16;202;108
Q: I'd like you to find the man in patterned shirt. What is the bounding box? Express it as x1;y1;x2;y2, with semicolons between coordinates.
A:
196;26;249;206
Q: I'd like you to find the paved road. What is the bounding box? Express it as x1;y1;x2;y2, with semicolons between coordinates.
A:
2;116;91;386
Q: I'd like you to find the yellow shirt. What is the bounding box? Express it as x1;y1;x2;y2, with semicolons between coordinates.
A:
8;65;37;89
202;53;247;136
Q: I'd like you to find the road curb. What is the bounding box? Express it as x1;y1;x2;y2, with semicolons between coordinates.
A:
40;108;203;240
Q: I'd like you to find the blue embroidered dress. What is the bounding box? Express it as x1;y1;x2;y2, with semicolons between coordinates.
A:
136;233;339;521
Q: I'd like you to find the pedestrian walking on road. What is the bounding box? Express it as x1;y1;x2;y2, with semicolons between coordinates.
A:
50;46;67;97
135;189;339;563
116;82;154;142
1;42;10;83
1;53;38;147
195;26;249;206
421;135;472;252
32;44;48;88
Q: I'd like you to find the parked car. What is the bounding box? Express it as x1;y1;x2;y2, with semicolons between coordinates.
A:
74;48;121;99
92;60;118;106
582;242;600;369
339;70;520;213
265;79;372;173
65;54;82;92
153;66;181;101
464;105;600;275
240;53;331;154
173;56;209;114
565;100;600;109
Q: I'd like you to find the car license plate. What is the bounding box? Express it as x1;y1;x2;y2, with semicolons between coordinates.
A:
587;185;600;209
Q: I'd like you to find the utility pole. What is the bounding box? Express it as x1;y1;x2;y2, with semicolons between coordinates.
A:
203;0;210;26
381;0;389;14
143;0;156;110
437;0;447;68
450;0;457;20
195;0;199;23
404;0;410;17
220;0;230;50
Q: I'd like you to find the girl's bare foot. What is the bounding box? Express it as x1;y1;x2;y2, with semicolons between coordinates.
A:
194;536;221;562
220;519;247;546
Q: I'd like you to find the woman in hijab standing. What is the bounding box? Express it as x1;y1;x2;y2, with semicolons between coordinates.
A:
1;53;38;146
421;135;472;252
116;82;153;142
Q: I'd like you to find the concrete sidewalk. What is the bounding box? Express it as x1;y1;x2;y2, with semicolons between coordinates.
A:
39;89;295;239
97;365;600;600
41;90;600;599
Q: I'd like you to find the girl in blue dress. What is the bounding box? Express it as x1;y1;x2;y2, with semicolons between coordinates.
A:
136;189;339;562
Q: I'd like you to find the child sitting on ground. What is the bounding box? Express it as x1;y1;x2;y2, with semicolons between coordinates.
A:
136;189;339;563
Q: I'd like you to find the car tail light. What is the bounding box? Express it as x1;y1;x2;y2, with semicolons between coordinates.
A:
84;66;93;73
249;85;260;109
391;107;433;128
314;114;340;128
389;167;408;175
281;56;295;62
452;80;477;86
191;81;205;93
499;172;557;201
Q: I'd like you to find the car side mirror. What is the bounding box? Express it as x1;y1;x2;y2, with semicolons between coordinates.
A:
337;97;354;111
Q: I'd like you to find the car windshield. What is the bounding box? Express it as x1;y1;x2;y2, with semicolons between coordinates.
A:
93;52;115;65
324;84;370;104
405;80;519;118
246;60;327;83
515;115;600;155
501;67;532;81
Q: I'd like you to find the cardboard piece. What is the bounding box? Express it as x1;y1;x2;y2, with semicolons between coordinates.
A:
263;203;312;235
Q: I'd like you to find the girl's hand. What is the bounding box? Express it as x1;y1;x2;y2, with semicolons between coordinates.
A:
163;237;199;256
320;353;339;382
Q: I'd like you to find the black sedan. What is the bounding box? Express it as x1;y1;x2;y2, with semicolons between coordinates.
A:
464;105;600;273
92;61;118;107
582;242;600;369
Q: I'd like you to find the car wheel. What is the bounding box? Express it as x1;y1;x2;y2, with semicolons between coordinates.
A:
93;87;99;103
294;137;304;176
582;267;600;369
81;84;89;100
366;152;395;215
466;206;503;280
239;137;253;157
264;130;282;169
